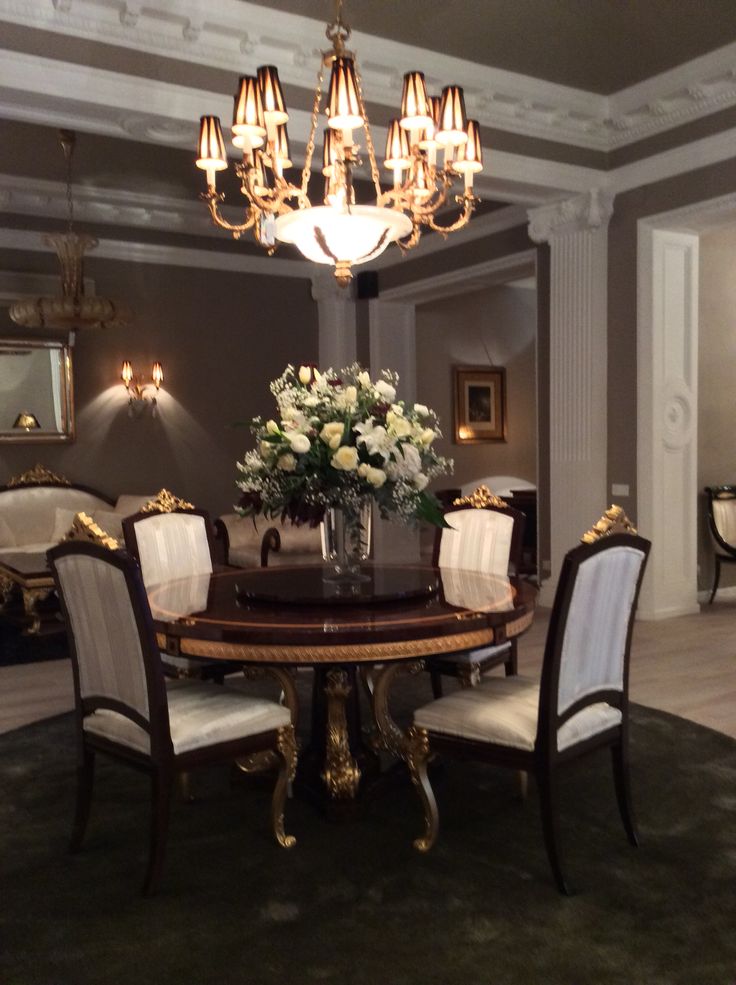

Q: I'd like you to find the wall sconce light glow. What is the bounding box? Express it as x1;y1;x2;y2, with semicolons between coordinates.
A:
120;360;164;417
13;411;41;431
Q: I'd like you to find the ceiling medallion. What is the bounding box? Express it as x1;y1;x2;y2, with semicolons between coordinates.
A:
194;0;483;286
9;130;132;332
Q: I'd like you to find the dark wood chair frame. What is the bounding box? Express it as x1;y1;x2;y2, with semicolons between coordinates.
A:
48;541;296;896
408;532;651;895
704;485;736;604
428;500;526;692
123;507;237;682
214;516;281;568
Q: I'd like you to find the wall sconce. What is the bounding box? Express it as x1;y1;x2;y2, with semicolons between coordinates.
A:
13;411;41;431
121;360;164;417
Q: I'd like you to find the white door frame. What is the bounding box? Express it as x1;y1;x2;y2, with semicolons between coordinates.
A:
637;192;736;619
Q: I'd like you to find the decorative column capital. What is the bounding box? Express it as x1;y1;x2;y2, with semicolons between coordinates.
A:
527;188;614;244
311;269;355;303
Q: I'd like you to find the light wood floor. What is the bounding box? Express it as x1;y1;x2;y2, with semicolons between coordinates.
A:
1;600;735;738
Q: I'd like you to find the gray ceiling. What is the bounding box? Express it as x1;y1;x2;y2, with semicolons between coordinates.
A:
250;0;736;94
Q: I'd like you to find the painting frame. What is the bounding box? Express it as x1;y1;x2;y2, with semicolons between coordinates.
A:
453;366;507;444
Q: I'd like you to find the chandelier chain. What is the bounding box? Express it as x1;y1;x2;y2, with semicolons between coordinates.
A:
301;62;326;198
354;65;382;198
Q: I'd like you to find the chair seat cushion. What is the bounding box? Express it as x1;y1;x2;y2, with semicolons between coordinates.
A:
83;678;290;755
414;675;621;752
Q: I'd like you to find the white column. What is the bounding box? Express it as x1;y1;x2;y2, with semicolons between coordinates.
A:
368;298;421;562
637;226;700;619
529;189;612;604
311;270;357;369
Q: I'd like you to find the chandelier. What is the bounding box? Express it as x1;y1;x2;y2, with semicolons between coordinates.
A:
194;0;483;286
10;130;132;332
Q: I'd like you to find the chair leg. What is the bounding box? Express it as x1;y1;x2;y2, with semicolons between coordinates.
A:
536;767;571;895
611;740;639;847
406;726;439;852
430;669;444;699
272;726;297;849
504;639;518;677
70;746;95;853
708;556;722;604
142;767;173;897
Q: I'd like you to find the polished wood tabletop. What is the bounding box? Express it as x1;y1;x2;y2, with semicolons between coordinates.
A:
148;563;537;665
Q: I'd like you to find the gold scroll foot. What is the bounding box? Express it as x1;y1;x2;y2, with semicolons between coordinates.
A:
22;587;52;635
405;725;439;852
272;725;297;849
321;669;361;800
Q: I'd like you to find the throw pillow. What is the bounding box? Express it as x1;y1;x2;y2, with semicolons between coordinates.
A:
92;510;125;542
114;494;155;516
52;507;79;543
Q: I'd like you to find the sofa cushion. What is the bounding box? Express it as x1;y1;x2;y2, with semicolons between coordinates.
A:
0;487;111;546
52;507;79;543
93;510;125;541
0;514;15;548
114;494;156;516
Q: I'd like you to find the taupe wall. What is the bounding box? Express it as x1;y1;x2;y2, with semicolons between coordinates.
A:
0;249;318;517
697;224;736;592
416;284;537;490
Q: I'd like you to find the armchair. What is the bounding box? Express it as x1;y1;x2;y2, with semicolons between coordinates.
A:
704;485;736;604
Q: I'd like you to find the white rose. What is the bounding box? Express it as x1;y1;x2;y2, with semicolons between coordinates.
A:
260;440;275;459
320;421;345;451
357;371;372;389
420;427;436;446
387;412;412;438
265;419;280;435
298;365;312;385
277;453;296;471
331;446;359;471
390;403;404;416
288;432;311;454
375;379;397;403
413;403;429;417
357;463;370;478
413;473;429;491
367;466;387;488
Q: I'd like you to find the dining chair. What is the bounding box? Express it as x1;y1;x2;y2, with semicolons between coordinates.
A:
704;485;736;603
47;540;297;895
406;530;651;894
429;485;526;695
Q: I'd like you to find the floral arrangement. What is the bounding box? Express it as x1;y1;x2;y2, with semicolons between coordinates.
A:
236;363;452;528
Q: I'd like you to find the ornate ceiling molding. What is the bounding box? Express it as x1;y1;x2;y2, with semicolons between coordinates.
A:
527;189;614;243
1;0;736;153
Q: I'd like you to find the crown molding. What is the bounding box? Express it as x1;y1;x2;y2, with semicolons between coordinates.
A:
2;0;736;154
0;226;312;277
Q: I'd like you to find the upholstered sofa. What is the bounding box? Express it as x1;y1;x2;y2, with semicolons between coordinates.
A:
215;513;323;568
0;466;153;560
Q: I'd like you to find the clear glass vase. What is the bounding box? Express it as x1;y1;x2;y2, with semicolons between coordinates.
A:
320;500;372;583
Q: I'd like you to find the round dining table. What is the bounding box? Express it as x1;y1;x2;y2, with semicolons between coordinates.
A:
148;563;537;814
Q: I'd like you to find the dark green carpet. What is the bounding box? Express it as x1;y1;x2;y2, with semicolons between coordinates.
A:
2;702;735;985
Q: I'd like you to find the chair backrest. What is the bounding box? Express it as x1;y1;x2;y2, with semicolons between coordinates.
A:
705;486;736;555
122;508;214;587
433;488;525;575
538;533;650;749
47;541;169;749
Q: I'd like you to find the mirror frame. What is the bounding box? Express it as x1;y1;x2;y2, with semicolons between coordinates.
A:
0;339;75;443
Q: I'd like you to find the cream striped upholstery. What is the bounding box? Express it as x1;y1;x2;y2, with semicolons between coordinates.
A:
53;553;149;720
414;675;621;752
439;566;514;612
557;545;646;716
83;678;290;754
438;509;514;575
133;513;212;587
712;498;736;548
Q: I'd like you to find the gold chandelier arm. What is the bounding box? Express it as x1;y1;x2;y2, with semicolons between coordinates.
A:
201;191;256;238
301;63;326;199
354;65;383;199
424;194;477;236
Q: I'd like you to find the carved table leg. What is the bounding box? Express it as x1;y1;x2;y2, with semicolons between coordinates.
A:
371;659;425;760
236;666;300;774
321;669;361;800
0;575;15;608
22;587;52;635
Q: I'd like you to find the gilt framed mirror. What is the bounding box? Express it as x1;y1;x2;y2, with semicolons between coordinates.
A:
0;339;75;442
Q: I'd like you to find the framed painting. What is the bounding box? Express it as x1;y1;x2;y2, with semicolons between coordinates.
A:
453;366;507;444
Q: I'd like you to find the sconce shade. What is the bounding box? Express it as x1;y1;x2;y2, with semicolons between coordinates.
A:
322;128;339;176
232;76;266;148
326;56;363;131
196;116;228;171
152;362;164;388
121;360;133;387
454;119;483;173
273;123;292;168
384;119;410;169
412;156;433;203
257;66;288;126
400;71;433;131
13;411;40;430
436;85;468;147
419;95;442;148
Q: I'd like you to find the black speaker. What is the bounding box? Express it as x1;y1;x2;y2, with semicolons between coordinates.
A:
356;270;379;299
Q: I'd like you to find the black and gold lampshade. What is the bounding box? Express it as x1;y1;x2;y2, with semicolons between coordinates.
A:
326;56;363;132
454;120;483;173
196;116;227;173
232;75;266;149
384;119;410;170
436;85;468;147
257;65;288;126
400;71;433;132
